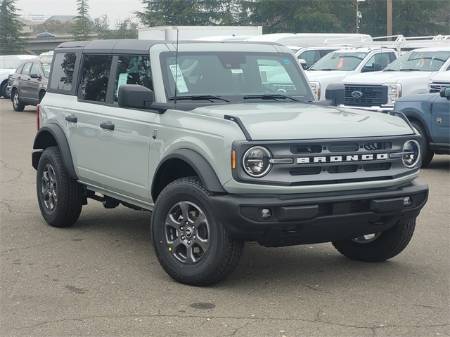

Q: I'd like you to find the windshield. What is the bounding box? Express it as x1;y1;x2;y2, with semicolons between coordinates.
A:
41;63;51;77
384;51;450;72
309;51;368;71
160;52;312;101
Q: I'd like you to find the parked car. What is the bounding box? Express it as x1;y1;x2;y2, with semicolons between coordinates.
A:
394;87;450;167
10;57;50;111
429;70;450;93
341;47;450;110
306;47;397;101
33;39;428;285
0;55;36;98
293;46;339;69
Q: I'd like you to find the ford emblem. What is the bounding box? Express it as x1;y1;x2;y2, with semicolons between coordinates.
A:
351;90;363;99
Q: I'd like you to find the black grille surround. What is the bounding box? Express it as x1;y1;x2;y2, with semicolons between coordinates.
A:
429;82;450;93
344;84;388;107
232;135;420;186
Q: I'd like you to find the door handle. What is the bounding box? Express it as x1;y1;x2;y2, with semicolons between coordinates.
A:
100;121;115;131
65;114;77;123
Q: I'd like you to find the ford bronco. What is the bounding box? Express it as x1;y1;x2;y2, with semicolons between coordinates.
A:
33;40;428;285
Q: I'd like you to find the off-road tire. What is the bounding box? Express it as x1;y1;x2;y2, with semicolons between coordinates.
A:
152;177;243;286
332;218;416;262
411;121;434;167
12;90;25;112
36;146;83;228
0;81;7;98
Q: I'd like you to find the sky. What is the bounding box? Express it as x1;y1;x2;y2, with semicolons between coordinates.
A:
17;0;145;26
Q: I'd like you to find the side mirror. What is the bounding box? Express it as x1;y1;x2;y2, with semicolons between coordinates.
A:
30;73;41;80
325;83;345;106
118;84;154;109
440;87;450;99
298;58;308;70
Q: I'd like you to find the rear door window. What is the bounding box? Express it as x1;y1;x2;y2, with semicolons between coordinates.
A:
79;55;113;102
30;63;41;77
49;53;77;92
113;55;152;101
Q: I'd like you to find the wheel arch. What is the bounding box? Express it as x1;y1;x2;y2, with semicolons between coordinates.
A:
151;149;226;201
32;124;77;179
398;108;431;140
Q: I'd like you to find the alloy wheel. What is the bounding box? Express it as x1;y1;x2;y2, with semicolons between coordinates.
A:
41;163;58;211
164;201;210;264
352;233;381;244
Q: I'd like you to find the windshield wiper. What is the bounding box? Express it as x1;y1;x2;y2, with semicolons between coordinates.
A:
169;95;230;102
399;68;419;71
243;94;299;102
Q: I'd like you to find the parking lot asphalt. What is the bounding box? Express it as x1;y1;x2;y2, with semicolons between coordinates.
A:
0;98;449;337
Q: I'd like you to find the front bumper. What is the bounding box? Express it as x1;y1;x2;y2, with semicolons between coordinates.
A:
339;104;394;112
210;180;428;247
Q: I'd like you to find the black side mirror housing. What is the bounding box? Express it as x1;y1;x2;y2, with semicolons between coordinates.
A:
325;83;345;106
118;84;154;109
440;87;450;99
30;73;41;80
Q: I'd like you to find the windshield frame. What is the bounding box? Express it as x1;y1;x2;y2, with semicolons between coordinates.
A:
159;51;314;103
309;50;369;71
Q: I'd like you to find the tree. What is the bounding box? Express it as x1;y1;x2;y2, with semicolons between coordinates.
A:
137;0;247;26
0;0;24;54
72;0;91;40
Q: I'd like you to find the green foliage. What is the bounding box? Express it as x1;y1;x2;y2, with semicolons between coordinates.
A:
93;15;138;39
137;0;450;37
72;0;91;40
0;0;24;54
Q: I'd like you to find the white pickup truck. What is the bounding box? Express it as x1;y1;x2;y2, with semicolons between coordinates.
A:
341;47;450;111
306;47;397;101
429;70;450;93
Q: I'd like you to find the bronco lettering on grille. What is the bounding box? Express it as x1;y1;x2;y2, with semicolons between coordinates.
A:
296;153;389;164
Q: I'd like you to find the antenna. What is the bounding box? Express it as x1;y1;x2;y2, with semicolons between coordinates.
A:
174;29;179;105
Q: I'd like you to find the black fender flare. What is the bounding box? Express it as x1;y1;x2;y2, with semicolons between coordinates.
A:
400;108;431;140
32;123;77;179
152;149;226;197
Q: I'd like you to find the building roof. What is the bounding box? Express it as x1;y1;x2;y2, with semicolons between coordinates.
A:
45;15;77;23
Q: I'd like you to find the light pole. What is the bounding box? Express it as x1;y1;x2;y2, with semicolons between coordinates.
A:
387;0;393;37
356;0;365;33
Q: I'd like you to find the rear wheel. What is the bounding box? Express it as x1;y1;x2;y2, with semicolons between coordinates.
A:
12;90;25;112
0;81;7;98
411;121;433;167
152;177;243;286
332;218;416;262
36;146;83;228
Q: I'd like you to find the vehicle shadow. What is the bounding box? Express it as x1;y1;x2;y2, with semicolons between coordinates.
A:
69;206;420;289
424;155;450;172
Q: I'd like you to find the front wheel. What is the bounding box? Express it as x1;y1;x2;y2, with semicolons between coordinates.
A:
12;90;25;112
411;121;434;167
332;218;416;262
152;177;243;286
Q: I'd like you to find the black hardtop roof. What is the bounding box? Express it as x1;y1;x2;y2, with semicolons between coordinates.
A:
55;39;284;54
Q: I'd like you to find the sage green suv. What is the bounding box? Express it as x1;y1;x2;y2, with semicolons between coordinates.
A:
33;40;428;285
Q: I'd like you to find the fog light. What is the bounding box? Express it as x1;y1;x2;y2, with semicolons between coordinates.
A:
261;208;272;219
403;197;412;206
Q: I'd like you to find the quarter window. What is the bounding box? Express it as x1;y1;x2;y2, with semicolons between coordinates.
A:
79;55;113;102
49;53;77;92
113;55;153;101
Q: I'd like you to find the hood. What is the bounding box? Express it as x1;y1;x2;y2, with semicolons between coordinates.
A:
345;71;434;84
193;103;414;140
306;70;352;83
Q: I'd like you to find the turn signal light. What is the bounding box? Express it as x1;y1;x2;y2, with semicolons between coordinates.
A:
231;150;237;169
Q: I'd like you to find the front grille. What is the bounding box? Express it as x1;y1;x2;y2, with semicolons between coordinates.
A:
344;85;388;107
234;136;418;186
430;82;450;93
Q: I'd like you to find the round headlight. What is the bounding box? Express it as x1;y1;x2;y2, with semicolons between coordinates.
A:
402;140;421;168
242;146;272;177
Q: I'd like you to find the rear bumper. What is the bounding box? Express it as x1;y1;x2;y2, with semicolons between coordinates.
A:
210;180;428;247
